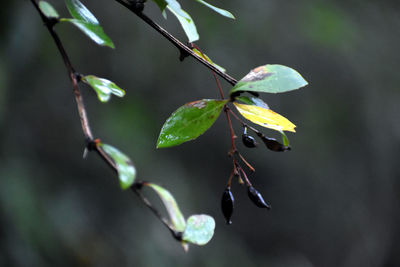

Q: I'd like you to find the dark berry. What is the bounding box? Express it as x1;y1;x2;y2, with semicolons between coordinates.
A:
242;134;257;148
260;136;290;152
247;186;271;209
221;187;234;224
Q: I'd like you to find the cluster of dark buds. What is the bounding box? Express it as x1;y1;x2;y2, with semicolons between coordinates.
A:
220;164;271;225
219;114;291;224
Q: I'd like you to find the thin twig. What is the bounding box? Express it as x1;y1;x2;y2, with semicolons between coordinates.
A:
228;107;261;135
31;0;93;139
113;0;238;86
236;163;252;186
191;43;225;99
131;186;181;240
226;168;234;187
192;43;251;192
236;151;255;172
31;0;176;236
115;1;255;182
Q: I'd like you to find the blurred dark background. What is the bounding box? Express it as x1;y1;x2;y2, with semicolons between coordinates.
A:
1;0;399;266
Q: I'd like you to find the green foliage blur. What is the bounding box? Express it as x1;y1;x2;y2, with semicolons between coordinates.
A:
0;0;399;266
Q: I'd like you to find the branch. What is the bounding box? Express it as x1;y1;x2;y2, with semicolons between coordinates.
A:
30;0;179;239
114;0;238;86
31;1;93;139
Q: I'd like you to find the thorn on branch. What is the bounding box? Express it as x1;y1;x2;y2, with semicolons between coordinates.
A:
132;180;146;190
45;18;59;28
179;49;190;62
86;138;99;151
75;72;83;82
172;230;183;241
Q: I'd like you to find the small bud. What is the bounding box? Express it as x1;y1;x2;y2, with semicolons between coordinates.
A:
247;186;271;209
128;0;145;11
260;136;290;152
242;134;257;148
135;2;144;11
221;187;234;224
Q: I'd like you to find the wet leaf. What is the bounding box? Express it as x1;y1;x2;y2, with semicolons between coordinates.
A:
39;1;59;18
182;214;215;245
280;130;290;147
152;0;167;11
63;0;113;48
61;19;114;48
99;143;136;190
167;6;199;42
233;102;296;132
235;96;269;109
195;0;235;19
65;0;98;25
146;183;186;231
192;48;226;73
230;64;308;95
165;0;191;20
82;75;125;102
157;99;228;148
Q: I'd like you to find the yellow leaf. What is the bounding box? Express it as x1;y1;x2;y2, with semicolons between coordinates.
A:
233;102;296;132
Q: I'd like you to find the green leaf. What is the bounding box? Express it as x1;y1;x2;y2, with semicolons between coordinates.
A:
157;99;228;148
192;48;226;73
235;96;269;109
230;65;308;95
165;0;191;21
182;214;215;245
280;130;290;147
39;1;59;19
146;183;186;232
195;0;235;19
63;0;114;48
152;0;168;12
167;6;199;42
99;143;136;190
61;19;115;48
65;0;99;25
82;75;125;102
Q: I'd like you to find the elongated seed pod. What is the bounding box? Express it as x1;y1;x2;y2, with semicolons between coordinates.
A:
260;136;290;152
221;188;234;224
247;186;271;209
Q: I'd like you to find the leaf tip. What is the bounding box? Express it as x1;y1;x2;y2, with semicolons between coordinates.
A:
226;13;235;19
120;182;131;190
155;139;165;149
108;42;116;49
